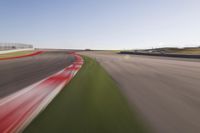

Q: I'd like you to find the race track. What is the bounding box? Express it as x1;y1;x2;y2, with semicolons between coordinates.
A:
0;51;74;98
81;51;200;133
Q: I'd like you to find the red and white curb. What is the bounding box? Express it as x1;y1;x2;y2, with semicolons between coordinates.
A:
0;51;44;60
0;53;83;133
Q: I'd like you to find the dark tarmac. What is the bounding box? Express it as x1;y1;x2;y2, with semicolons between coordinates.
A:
0;51;74;98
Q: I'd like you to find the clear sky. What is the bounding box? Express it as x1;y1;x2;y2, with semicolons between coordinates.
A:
0;0;200;49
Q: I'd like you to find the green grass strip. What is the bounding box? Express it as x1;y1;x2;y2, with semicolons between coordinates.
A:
24;56;149;133
174;48;200;54
0;51;34;58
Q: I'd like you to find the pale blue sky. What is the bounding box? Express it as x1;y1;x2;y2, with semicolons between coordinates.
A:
0;0;200;49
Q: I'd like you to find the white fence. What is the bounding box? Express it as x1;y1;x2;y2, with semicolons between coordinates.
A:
0;43;33;51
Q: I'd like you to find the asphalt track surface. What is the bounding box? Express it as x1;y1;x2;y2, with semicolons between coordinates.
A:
0;54;83;133
0;51;74;98
81;51;200;133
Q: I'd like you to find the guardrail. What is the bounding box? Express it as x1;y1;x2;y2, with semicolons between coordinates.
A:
120;51;200;59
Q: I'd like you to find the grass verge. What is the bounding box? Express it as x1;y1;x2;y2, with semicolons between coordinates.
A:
173;48;200;54
0;51;35;58
24;56;149;133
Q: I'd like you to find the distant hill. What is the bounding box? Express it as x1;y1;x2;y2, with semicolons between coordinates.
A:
150;47;200;54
